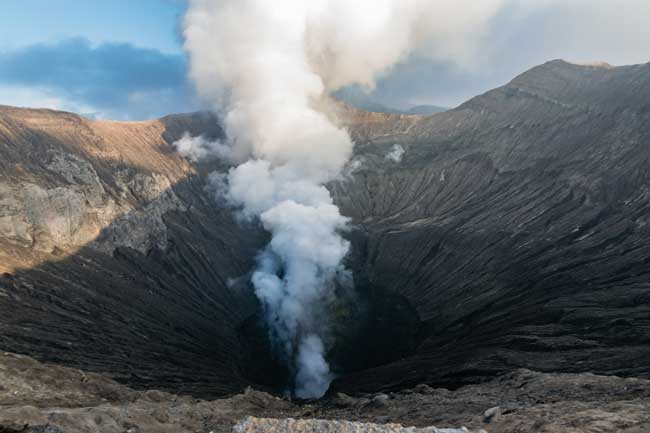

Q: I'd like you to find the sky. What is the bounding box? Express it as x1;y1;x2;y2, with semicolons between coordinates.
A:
0;0;191;119
0;0;649;119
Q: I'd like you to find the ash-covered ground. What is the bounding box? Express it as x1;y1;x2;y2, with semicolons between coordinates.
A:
1;352;649;433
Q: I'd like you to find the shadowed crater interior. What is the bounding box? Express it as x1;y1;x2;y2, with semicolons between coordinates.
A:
3;59;650;399
236;278;423;394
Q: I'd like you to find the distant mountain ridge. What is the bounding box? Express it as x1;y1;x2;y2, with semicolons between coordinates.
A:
333;86;447;114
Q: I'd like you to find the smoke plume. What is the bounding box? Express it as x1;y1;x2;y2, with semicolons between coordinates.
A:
181;0;506;398
386;144;405;163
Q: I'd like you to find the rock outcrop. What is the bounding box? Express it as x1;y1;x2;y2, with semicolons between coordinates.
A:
233;417;476;433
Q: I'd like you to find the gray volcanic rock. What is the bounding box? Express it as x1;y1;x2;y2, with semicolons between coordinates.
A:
0;106;266;396
317;368;650;433
1;59;650;397
329;59;650;392
233;417;475;433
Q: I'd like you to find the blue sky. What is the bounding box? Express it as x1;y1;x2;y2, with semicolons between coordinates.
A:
0;0;185;53
0;0;193;119
1;1;649;119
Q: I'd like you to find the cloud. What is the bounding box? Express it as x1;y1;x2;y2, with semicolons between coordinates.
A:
2;1;648;117
0;38;196;119
0;85;69;111
352;0;650;108
173;132;232;162
385;144;405;163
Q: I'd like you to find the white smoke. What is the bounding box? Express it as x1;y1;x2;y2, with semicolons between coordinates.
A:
294;335;333;398
385;144;405;163
174;132;232;162
181;0;507;398
343;157;365;178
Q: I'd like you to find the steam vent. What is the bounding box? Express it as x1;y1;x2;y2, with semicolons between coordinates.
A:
2;59;650;432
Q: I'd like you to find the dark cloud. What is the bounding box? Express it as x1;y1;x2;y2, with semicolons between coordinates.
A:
0;38;198;119
363;58;485;110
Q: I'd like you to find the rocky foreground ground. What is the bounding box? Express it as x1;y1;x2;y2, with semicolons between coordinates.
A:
1;352;649;433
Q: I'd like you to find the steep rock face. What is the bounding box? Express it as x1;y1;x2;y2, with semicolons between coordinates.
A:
0;107;265;396
331;60;650;391
1;60;650;396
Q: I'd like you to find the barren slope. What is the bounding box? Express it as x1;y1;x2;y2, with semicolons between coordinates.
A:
1;60;650;396
0;106;266;396
332;59;650;391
